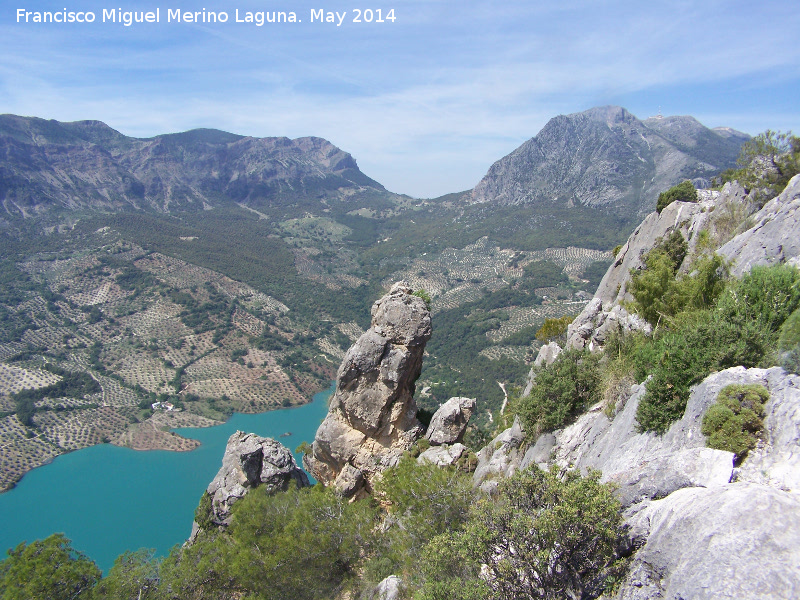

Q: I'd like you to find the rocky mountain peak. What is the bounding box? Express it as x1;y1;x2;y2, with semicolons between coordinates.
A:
303;281;431;498
470;105;745;216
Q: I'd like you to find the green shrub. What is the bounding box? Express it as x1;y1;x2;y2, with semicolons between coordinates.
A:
516;349;601;438
635;310;771;433
778;307;800;351
413;289;432;310
368;457;474;582
656;181;697;214
629;232;726;327
716;264;800;333
0;534;101;600
535;314;575;342
702;384;768;463
780;345;800;375
416;466;623;600
161;484;377;600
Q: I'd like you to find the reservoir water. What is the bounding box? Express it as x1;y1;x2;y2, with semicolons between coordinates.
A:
0;382;333;572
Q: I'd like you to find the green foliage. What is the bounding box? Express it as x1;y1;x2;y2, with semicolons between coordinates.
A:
193;492;215;531
161;484;376;600
629;232;726;327
370;457;475;583
535;314;575;343
656;180;697;214
0;534;101;600
780;345;800;375
412;289;432;310
778;308;800;351
719;130;800;206
516;349;601;438
92;549;161;600
716;265;800;333
635;310;771;433
416;466;622;600
702;384;768;463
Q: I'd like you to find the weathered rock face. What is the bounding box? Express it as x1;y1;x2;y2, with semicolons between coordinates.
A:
566;299;651;352
470;106;743;217
206;431;309;525
473;417;527;494
511;365;800;597
617;484;800;600
304;282;431;497
719;173;800;277
0;115;392;216
417;443;468;467
425;397;476;446
565;179;757;351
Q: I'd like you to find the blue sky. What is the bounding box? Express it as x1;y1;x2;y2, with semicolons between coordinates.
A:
2;0;799;197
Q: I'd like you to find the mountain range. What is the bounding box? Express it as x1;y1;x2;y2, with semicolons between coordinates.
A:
1;106;747;229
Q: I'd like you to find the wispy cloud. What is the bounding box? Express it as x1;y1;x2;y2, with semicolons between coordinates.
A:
1;0;798;196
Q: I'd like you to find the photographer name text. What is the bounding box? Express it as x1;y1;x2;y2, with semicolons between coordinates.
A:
15;7;396;27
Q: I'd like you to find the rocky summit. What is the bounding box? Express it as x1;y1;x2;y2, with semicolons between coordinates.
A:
204;431;309;527
471;105;746;217
303;281;431;498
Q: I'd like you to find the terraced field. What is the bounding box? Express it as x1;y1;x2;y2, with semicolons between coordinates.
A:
0;230;335;491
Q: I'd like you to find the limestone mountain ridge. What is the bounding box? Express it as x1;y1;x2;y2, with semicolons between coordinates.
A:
0;114;389;218
471;105;746;217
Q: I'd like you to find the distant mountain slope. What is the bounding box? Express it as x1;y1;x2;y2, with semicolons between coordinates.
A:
471;106;747;216
0;115;391;218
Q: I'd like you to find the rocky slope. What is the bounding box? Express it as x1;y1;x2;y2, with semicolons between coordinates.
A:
471;106;745;217
0;114;390;218
303;282;431;497
476;174;800;598
198;431;309;533
565;174;800;351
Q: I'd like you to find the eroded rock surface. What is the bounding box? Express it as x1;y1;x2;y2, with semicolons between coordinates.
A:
418;443;467;467
206;431;309;526
719;173;800;277
425;397;476;446
473;417;527;494
617;484;800;600
304;282;431;497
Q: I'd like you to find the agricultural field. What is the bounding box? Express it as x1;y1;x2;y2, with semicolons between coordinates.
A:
0;229;335;490
0;207;614;490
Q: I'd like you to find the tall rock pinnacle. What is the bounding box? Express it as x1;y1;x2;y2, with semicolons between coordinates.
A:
303;281;432;498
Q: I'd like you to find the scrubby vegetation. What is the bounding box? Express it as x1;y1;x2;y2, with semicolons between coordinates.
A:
702;384;768;463
656;180;697;214
0;460;624;600
717;130;800;206
516;349;601;438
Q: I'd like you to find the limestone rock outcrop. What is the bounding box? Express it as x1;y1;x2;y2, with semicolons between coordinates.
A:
417;442;468;467
472;417;527;494
206;431;309;526
617;484;800;600
303;282;431;497
425;397;476;446
566;299;651;352
719;173;800;277
564;180;761;351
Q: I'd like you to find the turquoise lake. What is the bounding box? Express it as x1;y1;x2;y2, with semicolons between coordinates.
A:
0;382;333;572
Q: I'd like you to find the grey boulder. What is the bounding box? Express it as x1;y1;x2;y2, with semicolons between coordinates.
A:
425;396;476;445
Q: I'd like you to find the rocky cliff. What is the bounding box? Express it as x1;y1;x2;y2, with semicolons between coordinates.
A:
202;431;309;528
303;282;431;497
0;114;389;217
475;173;800;598
471;106;745;217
